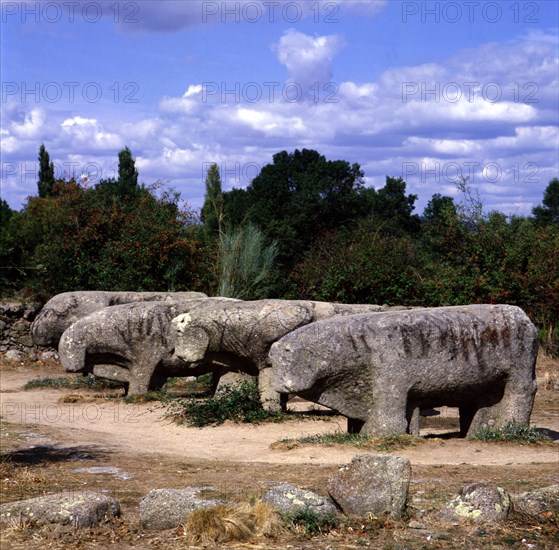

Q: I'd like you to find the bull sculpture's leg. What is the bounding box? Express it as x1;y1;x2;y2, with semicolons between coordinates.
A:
362;385;409;436
259;367;282;412
126;347;167;396
126;367;155;395
493;362;537;428
407;406;421;436
465;375;537;437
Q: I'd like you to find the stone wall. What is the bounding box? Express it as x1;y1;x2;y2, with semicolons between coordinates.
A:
0;302;56;361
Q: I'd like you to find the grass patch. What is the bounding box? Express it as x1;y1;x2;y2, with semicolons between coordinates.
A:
163;381;286;427
468;421;551;443
272;432;421;452
285;508;338;536
23;374;124;391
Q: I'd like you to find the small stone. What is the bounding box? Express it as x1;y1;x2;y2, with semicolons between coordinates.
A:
3;349;26;364
40;350;59;361
261;482;337;517
514;484;559;516
440;482;511;523
139;487;224;530
0;491;120;526
408;519;427;529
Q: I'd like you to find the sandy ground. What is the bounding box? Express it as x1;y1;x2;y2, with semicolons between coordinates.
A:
1;360;558;468
1;357;558;549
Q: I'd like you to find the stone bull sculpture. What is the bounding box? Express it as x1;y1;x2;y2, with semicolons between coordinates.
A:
269;305;538;437
171;300;389;410
58;298;232;395
32;291;207;347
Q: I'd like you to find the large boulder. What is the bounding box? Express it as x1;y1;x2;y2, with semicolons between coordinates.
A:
171;300;388;410
0;491;120;527
32;291;207;347
440;482;511;522
270;305;538;437
139;488;224;530
58;298;233;395
327;455;411;518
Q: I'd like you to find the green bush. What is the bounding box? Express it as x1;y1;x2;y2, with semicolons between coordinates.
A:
165;381;283;427
285;508;338;536
468;422;551;443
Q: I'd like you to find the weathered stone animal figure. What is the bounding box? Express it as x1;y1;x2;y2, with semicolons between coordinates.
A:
58;298;227;395
270;305;538;437
32;291;207;347
171;299;390;410
171;300;314;410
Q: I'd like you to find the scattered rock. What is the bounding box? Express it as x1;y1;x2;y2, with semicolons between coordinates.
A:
40;350;59;361
513;484;559;516
261;482;337;517
3;349;26;364
0;491;120;527
327;455;411;518
408;519;428;529
440;482;511;523
139;487;224;530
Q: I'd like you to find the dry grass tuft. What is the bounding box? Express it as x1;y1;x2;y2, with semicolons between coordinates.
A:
247;501;284;538
184;504;254;543
58;393;103;404
3;514;36;535
183;501;283;543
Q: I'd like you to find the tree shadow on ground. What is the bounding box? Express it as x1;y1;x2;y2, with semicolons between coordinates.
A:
0;444;112;465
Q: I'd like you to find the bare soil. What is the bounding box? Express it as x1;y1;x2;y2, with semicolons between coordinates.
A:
1;353;558;549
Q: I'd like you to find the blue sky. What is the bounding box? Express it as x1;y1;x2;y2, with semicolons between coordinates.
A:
1;0;558;215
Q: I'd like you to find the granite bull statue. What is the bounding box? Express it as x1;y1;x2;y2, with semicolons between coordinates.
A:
171;300;389;410
58;298;233;395
269;304;539;437
32;291;207;347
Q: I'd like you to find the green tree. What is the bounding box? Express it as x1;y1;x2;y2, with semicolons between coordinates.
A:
96;146;141;204
37;144;55;198
423;194;456;223
369;176;420;234
201;163;224;239
8;149;207;298
289;219;425;305
533;178;559;226
223;149;368;271
0;198;14;228
522;223;559;354
118;146;139;191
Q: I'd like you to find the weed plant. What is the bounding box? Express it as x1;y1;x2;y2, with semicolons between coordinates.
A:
468;421;551;443
285;508;338;536
164;381;285;427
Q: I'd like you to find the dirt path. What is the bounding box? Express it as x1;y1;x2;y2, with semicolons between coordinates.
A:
2;363;558;467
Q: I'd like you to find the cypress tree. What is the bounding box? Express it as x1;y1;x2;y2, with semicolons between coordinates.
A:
37;144;55;198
